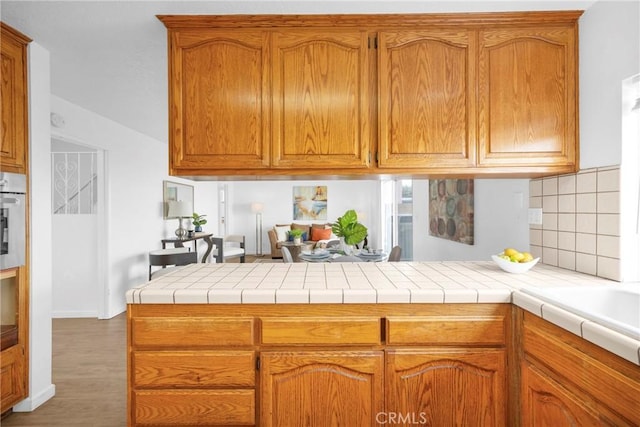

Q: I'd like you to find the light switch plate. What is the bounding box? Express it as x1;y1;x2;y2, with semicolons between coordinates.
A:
528;208;543;225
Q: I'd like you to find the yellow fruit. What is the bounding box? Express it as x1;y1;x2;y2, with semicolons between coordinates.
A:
503;248;518;257
520;252;534;263
510;252;525;262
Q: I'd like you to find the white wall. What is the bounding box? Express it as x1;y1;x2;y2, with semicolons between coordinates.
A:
50;97;177;316
227;180;380;255
579;0;640;169
580;0;640;282
414;179;530;261
15;42;56;412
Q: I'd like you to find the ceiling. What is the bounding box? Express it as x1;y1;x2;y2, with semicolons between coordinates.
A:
1;0;596;143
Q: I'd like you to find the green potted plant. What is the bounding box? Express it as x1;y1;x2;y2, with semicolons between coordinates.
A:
191;213;207;232
289;228;304;245
331;209;368;254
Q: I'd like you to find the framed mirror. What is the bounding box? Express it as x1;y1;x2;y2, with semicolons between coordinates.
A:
163;180;194;219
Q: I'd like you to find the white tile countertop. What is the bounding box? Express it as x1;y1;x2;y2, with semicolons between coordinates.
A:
126;261;639;365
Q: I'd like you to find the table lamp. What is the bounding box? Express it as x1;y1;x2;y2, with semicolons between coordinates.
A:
167;200;193;239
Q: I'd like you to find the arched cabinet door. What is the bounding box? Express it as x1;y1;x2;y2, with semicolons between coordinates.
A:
271;30;372;170
168;29;271;173
260;351;384;426
478;26;578;170
378;29;477;169
386;349;507;426
521;361;606;427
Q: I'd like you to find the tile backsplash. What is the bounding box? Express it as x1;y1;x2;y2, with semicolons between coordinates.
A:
529;166;621;281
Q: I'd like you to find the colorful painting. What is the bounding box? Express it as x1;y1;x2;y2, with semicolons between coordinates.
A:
293;186;328;220
429;179;474;245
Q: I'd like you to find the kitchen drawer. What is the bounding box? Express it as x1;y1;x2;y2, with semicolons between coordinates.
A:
131;317;255;348
134;350;255;388
133;389;255;425
386;316;505;345
261;316;381;345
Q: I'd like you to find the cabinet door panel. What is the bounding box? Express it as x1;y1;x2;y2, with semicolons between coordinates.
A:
387;349;506;426
0;344;26;413
260;351;383;426
478;27;577;168
0;25;28;174
272;30;371;169
170;30;270;171
378;30;476;168
521;361;604;427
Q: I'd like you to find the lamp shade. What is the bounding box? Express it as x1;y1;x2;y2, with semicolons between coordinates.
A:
251;202;264;213
167;200;193;218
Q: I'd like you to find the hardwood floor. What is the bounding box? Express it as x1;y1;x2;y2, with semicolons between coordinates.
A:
2;314;127;426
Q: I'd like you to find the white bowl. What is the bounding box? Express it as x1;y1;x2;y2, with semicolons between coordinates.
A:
491;254;539;274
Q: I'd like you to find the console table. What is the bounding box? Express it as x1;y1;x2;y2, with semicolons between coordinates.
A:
161;232;214;263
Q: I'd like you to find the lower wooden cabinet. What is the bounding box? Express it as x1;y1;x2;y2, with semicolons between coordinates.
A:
387;349;507;426
520;309;640;426
260;351;384;426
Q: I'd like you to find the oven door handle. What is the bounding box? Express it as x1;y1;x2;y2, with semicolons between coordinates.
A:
0;197;21;205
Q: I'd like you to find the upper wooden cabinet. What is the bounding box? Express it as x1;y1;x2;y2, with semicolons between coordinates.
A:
0;23;30;175
378;29;477;169
478;26;578;169
271;30;371;169
167;29;270;172
159;12;581;178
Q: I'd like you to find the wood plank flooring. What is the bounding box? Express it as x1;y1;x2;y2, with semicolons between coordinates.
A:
2;314;127;426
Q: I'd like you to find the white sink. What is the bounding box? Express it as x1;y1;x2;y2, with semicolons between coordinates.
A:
521;285;640;340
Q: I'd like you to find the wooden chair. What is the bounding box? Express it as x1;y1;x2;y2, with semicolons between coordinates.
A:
281;246;294;263
149;248;197;280
212;235;246;263
388;245;402;262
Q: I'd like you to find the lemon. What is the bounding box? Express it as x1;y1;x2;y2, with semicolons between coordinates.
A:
503;248;519;257
510;252;524;263
520;252;534;263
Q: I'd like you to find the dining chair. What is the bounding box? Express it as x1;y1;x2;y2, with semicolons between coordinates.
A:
388;245;402;262
212;235;246;263
281;246;294;263
149;248;197;280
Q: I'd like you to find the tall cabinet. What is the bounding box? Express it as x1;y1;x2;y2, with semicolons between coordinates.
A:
0;22;30;415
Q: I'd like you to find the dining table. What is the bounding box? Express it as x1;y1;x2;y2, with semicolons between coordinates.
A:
298;249;388;263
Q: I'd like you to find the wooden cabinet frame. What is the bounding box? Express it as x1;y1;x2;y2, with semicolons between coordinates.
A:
127;303;512;426
160;11;581;179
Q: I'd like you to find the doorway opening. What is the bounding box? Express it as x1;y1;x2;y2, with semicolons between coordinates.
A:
50;137;107;318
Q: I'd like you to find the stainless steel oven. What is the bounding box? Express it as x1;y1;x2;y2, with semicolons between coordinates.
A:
0;172;26;269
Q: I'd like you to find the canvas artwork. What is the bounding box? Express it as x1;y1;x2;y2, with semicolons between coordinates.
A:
293;186;328;220
429;179;474;245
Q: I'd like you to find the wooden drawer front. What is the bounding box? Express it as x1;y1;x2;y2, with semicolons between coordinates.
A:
386;316;505;345
134;389;255;425
132;317;254;348
134;351;255;388
261;317;381;345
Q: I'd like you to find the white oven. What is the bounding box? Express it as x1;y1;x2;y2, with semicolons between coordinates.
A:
0;172;26;270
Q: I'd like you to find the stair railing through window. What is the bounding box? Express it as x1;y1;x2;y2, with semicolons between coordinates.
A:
52;152;98;214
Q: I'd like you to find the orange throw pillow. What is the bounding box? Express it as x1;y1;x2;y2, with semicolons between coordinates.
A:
311;228;332;241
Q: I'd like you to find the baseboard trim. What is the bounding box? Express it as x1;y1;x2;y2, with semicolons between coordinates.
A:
52;310;98;318
13;384;56;412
